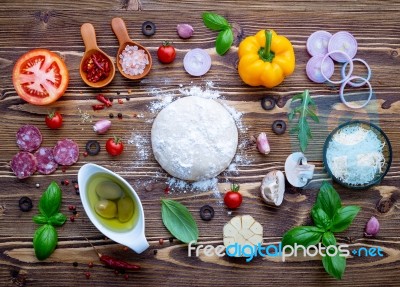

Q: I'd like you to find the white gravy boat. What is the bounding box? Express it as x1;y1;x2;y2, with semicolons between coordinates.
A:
78;163;149;253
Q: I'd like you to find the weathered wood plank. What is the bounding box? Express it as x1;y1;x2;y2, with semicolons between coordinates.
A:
0;2;400;287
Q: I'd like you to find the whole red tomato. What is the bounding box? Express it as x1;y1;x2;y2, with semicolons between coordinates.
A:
224;184;242;209
45;111;63;129
157;42;176;64
105;137;124;156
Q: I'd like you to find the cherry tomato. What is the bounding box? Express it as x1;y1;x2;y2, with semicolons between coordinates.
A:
105;137;124;156
13;49;69;105
224;184;242;209
157;42;176;64
45;111;63;129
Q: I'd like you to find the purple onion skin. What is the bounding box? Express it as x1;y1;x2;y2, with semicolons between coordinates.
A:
364;216;380;237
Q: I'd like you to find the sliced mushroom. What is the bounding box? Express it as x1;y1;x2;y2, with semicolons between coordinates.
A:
260;170;285;206
285;152;315;188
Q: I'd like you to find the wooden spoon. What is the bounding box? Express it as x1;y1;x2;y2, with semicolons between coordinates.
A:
111;17;152;80
80;23;115;88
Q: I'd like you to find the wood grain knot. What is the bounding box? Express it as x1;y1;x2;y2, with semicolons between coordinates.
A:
145;182;168;192
231;22;244;46
10;269;27;287
381;100;393;109
376;196;396;213
33;11;56;23
390;49;399;58
120;0;142;10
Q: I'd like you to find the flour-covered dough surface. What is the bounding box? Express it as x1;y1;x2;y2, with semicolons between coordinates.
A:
151;96;238;181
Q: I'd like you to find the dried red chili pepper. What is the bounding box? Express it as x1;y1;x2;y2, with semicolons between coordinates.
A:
96;94;113;107
82;52;111;83
85;238;140;271
92;104;105;111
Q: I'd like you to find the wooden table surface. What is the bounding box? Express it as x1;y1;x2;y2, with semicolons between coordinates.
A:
1;1;400;286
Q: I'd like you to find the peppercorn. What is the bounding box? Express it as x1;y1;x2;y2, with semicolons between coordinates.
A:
68;205;75;211
83;151;88;157
118;99;124;104
88;262;94;268
72;262;78;267
70;216;75;222
125;97;130;101
159;238;164;245
153;249;158;255
61;180;65;185
124;274;129;280
109;113;114;119
109;96;114;102
169;237;174;243
64;179;70;185
117;113;123;119
116;91;120;95
72;210;78;215
85;272;91;279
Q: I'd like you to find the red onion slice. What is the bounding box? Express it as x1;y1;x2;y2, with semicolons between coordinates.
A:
341;58;371;87
328;31;358;62
321;50;353;84
306;55;335;83
306;30;332;56
340;76;372;109
183;48;211;76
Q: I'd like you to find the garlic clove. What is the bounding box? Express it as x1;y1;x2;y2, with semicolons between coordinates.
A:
257;132;270;155
93;119;112;134
260;170;285;206
364;216;380;237
177;24;194;39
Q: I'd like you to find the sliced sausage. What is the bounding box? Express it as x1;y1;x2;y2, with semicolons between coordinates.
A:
16;125;42;152
10;151;37;179
53;139;79;166
34;147;58;175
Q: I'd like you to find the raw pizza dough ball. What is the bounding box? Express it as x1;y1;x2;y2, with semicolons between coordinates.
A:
151;96;238;181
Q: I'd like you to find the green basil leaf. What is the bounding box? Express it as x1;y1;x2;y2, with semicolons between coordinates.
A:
48;213;67;226
161;199;199;244
33;214;48;225
33;224;58;260
281;226;324;247
202;12;230;31
322;252;346;280
322;231;336;247
39;181;62;218
315;181;342;219
216;28;233;56
311;206;331;230
331;206;361;233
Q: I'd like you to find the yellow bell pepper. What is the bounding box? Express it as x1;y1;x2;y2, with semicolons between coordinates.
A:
238;30;295;88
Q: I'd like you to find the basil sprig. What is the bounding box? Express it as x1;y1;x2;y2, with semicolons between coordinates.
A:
32;182;67;260
282;182;360;279
202;12;234;56
161;199;199;244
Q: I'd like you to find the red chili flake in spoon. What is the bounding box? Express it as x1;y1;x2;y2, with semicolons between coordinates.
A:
82;52;111;83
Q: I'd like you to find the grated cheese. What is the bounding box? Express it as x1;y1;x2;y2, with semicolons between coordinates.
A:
326;125;385;185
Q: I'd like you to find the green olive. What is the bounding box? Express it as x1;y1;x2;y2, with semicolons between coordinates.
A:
96;181;123;200
95;199;117;219
117;197;134;223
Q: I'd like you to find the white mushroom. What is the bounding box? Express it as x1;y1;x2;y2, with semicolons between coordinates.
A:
285;152;315;188
260;170;285;206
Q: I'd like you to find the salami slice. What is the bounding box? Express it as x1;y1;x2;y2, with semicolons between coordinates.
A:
10;151;37;179
34;147;58;175
16;125;42;152
53;139;79;166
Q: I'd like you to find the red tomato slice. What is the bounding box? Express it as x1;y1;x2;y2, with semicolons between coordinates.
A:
13;49;69;105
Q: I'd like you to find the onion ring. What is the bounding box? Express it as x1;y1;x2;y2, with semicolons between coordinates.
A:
340;76;372;109
328;31;358;62
306;55;335;83
341;58;371;88
306;30;332;56
321;50;353;84
183;48;211;76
